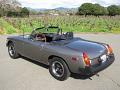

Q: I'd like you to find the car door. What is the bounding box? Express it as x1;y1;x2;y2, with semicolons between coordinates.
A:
22;38;46;64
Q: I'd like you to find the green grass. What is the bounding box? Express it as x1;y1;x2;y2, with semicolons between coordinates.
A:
0;18;17;34
0;15;120;34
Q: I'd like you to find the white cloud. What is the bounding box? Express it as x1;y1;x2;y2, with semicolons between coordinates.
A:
18;0;120;9
92;0;120;6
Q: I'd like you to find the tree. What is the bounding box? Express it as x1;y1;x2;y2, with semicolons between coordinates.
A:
21;7;29;17
78;3;94;16
78;3;108;16
107;5;120;16
0;0;21;17
92;4;108;16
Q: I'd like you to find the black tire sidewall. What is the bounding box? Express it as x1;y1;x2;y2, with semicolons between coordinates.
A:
8;43;19;59
49;57;70;81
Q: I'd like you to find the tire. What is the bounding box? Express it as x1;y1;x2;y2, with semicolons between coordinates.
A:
49;57;70;81
8;42;19;59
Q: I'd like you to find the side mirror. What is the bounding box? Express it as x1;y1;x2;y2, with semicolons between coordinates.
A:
28;35;35;41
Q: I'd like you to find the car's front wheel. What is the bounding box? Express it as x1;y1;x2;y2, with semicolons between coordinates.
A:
49;57;70;81
8;42;19;59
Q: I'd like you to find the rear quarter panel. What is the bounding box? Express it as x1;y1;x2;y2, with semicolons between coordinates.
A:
43;44;85;73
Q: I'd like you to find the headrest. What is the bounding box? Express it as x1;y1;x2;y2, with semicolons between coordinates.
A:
65;32;73;39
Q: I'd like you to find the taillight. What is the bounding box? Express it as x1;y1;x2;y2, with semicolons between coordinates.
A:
105;45;113;55
82;52;91;67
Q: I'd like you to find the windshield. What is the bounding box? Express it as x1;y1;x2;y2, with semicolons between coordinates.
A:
34;26;61;34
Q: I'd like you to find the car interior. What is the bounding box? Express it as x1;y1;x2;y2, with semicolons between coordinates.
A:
30;26;73;42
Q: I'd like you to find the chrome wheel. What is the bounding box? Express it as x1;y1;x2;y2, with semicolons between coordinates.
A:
49;57;70;81
8;43;19;59
8;45;15;57
52;61;64;77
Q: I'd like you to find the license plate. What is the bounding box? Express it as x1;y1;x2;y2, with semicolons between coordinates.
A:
100;55;107;63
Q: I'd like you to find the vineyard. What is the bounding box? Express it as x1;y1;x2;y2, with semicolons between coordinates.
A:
0;15;120;34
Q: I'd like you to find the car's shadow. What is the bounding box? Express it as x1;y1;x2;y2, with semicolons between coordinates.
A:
21;56;49;69
21;56;95;80
71;73;94;80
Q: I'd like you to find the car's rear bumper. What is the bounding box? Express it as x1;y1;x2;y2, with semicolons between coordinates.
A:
79;54;115;75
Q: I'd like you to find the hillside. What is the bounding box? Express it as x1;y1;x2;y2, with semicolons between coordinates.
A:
0;18;18;34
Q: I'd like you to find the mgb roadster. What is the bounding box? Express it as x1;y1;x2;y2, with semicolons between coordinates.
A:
6;26;114;81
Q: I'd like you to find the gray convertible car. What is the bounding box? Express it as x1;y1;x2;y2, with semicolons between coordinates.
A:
6;26;115;81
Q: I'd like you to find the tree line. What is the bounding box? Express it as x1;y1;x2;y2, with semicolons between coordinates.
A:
0;0;29;17
0;0;120;17
77;3;120;16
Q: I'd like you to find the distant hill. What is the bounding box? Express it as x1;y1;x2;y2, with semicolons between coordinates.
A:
27;7;78;14
54;7;78;12
54;7;70;11
27;7;47;12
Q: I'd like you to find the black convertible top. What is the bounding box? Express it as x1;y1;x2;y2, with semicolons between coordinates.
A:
30;25;74;42
51;38;81;45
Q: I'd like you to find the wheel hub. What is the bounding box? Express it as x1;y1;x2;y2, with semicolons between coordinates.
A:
9;45;15;56
52;61;64;77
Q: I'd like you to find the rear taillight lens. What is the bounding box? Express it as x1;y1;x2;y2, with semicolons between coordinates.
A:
82;52;91;67
105;45;113;55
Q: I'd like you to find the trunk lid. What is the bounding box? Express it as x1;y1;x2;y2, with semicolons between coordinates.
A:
66;40;106;59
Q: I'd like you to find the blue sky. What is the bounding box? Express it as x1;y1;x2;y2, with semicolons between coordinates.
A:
18;0;120;9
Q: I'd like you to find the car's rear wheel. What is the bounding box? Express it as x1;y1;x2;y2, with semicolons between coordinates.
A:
49;57;70;81
8;42;19;59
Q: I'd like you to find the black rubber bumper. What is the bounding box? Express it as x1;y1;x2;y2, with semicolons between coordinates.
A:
79;54;115;75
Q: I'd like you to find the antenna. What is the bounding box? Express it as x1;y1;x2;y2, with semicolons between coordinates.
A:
23;28;24;38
